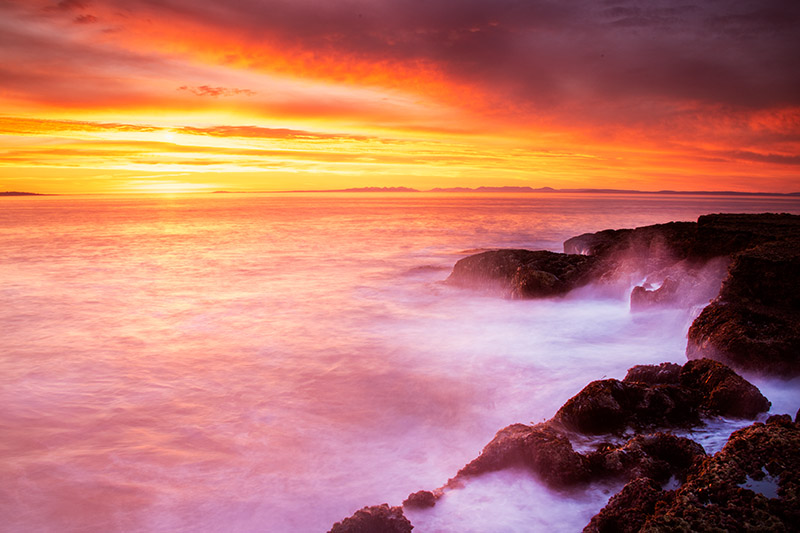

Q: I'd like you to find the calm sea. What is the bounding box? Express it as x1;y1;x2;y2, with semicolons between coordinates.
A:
2;192;799;532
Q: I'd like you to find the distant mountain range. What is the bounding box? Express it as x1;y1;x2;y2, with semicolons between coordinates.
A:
8;187;800;196
426;186;800;196
263;186;800;196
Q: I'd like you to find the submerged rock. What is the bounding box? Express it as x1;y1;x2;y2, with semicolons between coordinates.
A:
445;249;597;297
551;378;698;435
623;362;682;385
448;424;706;491
679;358;771;418
551;360;769;435
401;490;438;509
586;433;706;483
328;504;413;533
640;417;800;531
586;417;800;532
583;477;667;533
630;277;680;310
453;423;590;487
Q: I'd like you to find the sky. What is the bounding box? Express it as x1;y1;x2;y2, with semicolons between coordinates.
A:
0;0;798;194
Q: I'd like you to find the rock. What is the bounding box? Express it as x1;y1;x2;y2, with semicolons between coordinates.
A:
716;239;800;309
583;477;666;533
445;249;597;297
453;423;590;487
684;216;800;376
552;360;769;435
623;362;682;385
630;277;681;310
639;418;800;531
551;379;699;435
586;433;706;483
692;213;800;259
328;504;413;533
563;221;697;269
688;302;800;376
687;238;800;376
402;490;437;509
680;358;771;418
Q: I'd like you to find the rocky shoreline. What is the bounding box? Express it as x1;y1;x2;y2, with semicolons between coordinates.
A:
329;213;799;532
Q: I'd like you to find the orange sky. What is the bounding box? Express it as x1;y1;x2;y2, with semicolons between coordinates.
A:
1;0;798;194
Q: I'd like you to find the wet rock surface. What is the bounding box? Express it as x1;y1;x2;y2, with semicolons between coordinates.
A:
679;358;771;419
551;359;770;436
687;238;800;376
453;422;591;487
583;477;667;533
623;362;682;385
551;378;699;435
401;490;437;509
630;276;680;310
586;433;706;483
445;249;597;297
328;504;413;533
637;416;800;531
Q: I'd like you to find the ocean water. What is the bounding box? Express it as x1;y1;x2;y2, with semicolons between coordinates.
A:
2;192;799;532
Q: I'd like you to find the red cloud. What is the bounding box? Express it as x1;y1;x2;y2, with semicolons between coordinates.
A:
177;85;256;97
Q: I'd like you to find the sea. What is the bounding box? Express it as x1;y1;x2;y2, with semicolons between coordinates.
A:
2;192;799;532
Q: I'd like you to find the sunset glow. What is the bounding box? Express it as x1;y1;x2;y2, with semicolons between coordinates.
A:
1;0;798;194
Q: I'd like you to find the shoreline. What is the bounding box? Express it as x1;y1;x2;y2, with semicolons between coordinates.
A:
331;212;800;532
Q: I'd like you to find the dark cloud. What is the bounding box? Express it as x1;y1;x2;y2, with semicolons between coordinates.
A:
716;150;800;166
2;0;798;130
124;0;800;114
73;14;97;23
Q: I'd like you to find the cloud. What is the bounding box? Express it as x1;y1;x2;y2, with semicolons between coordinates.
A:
74;14;98;24
177;85;256;97
176;125;369;142
0;117;160;135
99;0;798;114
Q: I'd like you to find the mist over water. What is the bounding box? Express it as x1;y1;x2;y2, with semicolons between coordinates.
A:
2;192;799;532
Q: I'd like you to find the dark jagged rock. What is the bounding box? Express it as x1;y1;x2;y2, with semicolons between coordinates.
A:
692;213;800;259
564;221;698;269
680;358;771;418
623;362;682;385
639;417;800;531
453;423;590;487
687;238;800;376
551;379;699;435
586;433;706;483
552;360;769;435
583;477;667;533
328;504;413;533
688;302;800;377
716;239;800;309
449;424;705;491
445;249;597;298
402;490;437;509
630;277;680;310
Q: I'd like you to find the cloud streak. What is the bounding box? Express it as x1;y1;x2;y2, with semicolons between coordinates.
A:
0;0;798;192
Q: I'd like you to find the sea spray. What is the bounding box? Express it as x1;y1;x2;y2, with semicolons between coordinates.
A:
2;193;799;532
